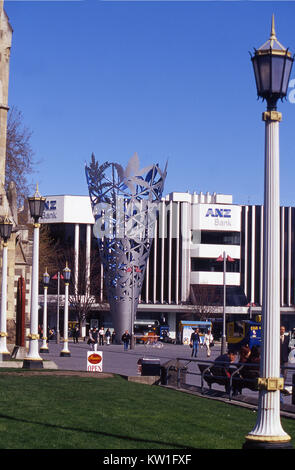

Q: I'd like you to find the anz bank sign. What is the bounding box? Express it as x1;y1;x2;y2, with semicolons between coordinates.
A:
195;205;241;231
205;208;231;219
41;199;58;220
40;195;95;224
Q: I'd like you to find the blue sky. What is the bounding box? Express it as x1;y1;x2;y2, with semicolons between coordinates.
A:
4;0;295;206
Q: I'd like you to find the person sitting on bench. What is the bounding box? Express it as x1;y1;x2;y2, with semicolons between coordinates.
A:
213;350;239;395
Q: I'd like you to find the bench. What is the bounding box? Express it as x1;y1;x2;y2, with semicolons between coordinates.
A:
198;363;259;396
198;363;231;390
160;360;188;387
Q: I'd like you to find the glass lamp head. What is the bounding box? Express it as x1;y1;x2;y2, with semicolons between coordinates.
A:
43;269;50;286
28;184;46;223
63;262;71;282
251;15;294;109
0;214;13;242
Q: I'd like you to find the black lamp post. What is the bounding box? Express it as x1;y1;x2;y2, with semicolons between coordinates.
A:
244;15;293;449
0;215;13;359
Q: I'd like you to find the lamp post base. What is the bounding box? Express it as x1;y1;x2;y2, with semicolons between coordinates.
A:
243;438;292;449
0;352;11;361
22;358;44;369
40;347;49;353
60;350;71;357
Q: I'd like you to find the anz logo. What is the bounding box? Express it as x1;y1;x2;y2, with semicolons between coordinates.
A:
41;200;57;220
44;200;57;211
205;208;231;218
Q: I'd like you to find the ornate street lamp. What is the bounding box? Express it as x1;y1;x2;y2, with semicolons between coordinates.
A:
0;215;13;360
23;185;46;369
60;262;71;357
40;268;50;353
244;16;294;449
251;16;293;111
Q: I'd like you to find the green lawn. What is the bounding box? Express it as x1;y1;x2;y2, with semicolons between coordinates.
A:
0;371;294;449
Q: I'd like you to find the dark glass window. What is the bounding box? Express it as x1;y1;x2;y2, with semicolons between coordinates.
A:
190;284;248;306
191;257;240;273
199;231;240;245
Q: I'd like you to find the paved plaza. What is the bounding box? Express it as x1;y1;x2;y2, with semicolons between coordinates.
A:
37;339;295;412
41;339;212;376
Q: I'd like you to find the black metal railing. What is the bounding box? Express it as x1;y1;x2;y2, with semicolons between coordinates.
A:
161;357;295;402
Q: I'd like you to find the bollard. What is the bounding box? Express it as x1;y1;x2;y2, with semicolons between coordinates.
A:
292;374;295;405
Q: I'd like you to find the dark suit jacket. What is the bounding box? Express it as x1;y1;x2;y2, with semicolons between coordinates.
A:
281;335;291;364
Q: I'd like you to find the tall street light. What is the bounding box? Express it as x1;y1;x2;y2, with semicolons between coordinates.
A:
0;215;13;360
40;268;50;353
216;252;235;355
244;16;293;449
60;262;71;357
23;185;46;369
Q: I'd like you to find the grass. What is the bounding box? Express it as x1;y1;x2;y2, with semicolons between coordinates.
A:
0;370;294;449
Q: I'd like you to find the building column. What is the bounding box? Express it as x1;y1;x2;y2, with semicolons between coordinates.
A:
180;202;190;302
86;224;91;294
74;223;79;294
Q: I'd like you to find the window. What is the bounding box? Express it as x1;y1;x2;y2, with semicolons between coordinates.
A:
191;257;240;273
191;230;240;245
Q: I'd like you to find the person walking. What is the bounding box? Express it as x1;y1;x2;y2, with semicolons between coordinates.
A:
280;325;291;381
122;330;131;351
105;328;111;345
89;327;98;351
190;328;200;358
73;325;79;344
204;329;214;357
112;330;116;344
99;326;105;346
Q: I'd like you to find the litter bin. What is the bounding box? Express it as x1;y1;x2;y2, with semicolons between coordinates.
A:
292;374;295;405
141;358;161;376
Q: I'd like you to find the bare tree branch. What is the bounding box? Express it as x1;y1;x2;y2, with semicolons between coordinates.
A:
5;106;37;207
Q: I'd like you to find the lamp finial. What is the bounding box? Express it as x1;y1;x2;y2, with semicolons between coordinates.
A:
270;14;276;40
33;182;42;198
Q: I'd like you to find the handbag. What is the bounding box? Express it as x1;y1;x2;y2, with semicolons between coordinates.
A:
189;343;193;348
209;342;214;348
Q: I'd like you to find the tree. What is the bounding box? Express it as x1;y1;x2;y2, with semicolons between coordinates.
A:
189;285;221;321
39;225;63;281
5;106;36;207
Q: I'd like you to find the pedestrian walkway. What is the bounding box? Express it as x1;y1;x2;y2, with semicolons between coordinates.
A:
8;339;295;418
